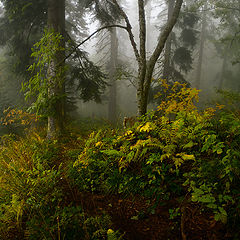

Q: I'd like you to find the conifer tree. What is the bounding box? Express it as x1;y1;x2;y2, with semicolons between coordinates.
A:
46;0;65;138
0;0;107;137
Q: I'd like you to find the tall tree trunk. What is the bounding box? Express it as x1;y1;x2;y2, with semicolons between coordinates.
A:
47;0;65;139
108;28;118;123
112;0;183;116
137;0;183;116
145;1;152;55
218;49;228;90
162;0;175;80
195;3;207;89
137;0;147;116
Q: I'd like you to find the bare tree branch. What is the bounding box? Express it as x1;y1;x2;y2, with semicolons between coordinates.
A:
138;0;146;66
142;0;183;101
146;0;183;83
111;0;141;65
63;24;127;62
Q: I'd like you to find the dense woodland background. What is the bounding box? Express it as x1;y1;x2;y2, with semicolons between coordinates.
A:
0;0;240;239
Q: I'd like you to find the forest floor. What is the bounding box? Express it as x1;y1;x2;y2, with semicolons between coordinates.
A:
62;182;226;240
1;115;236;240
57;131;228;240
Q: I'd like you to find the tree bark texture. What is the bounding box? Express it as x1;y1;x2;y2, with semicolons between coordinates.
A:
137;0;147;116
47;0;65;139
137;0;183;116
108;28;118;123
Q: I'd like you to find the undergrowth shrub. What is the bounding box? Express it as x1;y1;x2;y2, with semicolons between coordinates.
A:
0;133;62;238
0;133;122;239
0;108;41;136
72;82;240;237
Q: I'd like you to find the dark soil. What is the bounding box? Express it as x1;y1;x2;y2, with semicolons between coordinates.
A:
62;179;228;240
58;139;230;240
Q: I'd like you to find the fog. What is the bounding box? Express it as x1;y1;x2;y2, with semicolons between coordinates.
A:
0;0;240;132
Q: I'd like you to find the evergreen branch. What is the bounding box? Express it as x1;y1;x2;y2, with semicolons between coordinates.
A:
65;32;89;80
63;24;127;63
214;6;240;12
231;30;240;47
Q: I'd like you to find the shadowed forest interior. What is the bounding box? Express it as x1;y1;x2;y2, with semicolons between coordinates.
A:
0;0;240;239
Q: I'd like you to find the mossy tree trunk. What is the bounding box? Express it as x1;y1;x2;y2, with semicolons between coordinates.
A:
47;0;65;139
136;0;183;116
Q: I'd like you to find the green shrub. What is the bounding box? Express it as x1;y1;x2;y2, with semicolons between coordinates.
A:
26;206;119;240
72;84;240;237
0;133;122;239
0;134;63;238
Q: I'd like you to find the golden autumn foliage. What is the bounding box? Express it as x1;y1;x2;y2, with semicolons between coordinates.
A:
1;108;39;127
155;80;200;115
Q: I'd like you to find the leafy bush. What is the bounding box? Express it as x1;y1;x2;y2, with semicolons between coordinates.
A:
0;134;62;238
72;83;240;236
1;82;240;238
183;110;240;224
26;207;119;240
0;133;121;239
0;108;40;136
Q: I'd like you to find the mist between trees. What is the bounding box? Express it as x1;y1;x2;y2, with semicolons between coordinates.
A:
1;1;240;240
0;0;239;137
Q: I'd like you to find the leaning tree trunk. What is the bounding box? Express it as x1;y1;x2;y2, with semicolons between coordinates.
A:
108;28;118;123
47;0;65;139
195;3;207;89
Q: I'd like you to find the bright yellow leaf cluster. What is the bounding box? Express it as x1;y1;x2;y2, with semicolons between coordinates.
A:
95;141;102;147
155;80;200;115
138;122;155;132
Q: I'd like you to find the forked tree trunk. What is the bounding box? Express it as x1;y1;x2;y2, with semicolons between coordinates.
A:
137;0;183;116
109;0;183;116
47;0;65;139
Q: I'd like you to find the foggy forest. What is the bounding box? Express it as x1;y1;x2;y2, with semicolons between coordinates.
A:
0;0;240;239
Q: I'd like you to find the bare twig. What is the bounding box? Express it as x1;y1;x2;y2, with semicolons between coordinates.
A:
63;24;127;62
111;0;141;65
